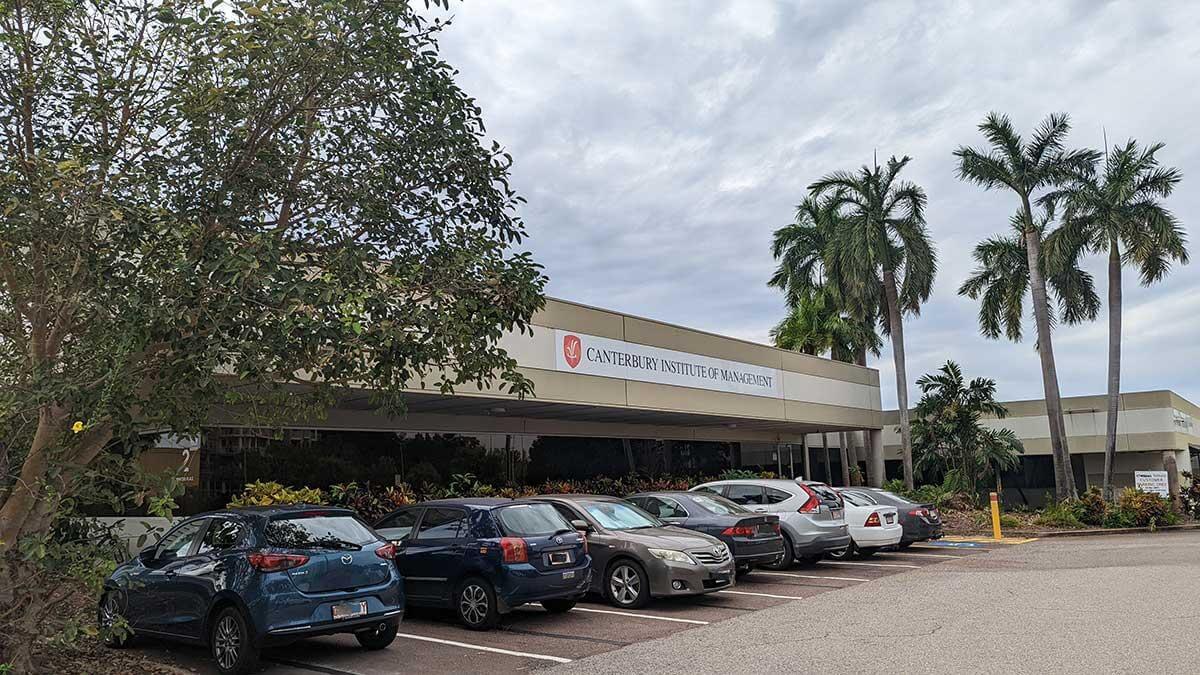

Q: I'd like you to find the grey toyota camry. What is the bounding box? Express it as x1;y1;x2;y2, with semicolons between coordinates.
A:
531;495;736;609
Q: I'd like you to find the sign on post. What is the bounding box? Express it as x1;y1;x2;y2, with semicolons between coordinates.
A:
1134;471;1170;497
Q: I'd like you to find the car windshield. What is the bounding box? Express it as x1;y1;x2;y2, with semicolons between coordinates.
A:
581;500;660;530
497;503;573;536
690;493;750;515
265;513;378;550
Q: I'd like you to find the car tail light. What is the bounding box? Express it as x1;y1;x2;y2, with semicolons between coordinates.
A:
864;512;881;527
247;551;309;572
796;484;821;513
375;543;397;560
909;508;930;518
499;537;528;564
721;525;756;536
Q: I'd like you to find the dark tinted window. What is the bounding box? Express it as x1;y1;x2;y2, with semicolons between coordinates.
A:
196;519;246;554
581;500;659;530
266;514;377;549
636;496;688;519
549;502;585;525
156;520;205;560
765;488;793;504
805;483;842;503
693;485;723;496
725;485;766;505
841;491;875;507
689;493;749;515
376;509;420;541
496;503;572;536
415;508;467;540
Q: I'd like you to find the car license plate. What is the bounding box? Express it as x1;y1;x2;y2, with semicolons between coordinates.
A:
831;508;843;519
549;551;572;565
332;601;367;621
886;513;895;524
562;570;575;580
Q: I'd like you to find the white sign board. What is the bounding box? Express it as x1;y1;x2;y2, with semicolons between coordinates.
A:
1134;471;1170;497
554;330;783;399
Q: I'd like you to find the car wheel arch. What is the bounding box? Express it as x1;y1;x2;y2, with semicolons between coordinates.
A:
203;592;253;645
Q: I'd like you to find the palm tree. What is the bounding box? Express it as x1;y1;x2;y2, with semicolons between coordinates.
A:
808;155;936;491
978;427;1024;492
1044;140;1188;500
954;112;1101;500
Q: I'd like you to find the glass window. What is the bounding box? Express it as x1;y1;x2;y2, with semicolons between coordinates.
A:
724;484;766;506
693;485;723;496
580;500;660;530
265;513;378;549
875;490;917;505
415;508;468;540
690;493;749;515
196;519;246;554
805;482;842;503
841;491;874;507
638;497;688;519
765;487;793;504
549;502;585;525
496;504;572;536
156;520;206;560
376;508;420;541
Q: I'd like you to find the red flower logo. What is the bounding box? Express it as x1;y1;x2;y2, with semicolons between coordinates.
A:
563;334;582;368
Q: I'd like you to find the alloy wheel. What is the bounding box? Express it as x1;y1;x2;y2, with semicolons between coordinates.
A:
609;564;641;606
99;593;119;628
460;584;488;626
213;615;242;671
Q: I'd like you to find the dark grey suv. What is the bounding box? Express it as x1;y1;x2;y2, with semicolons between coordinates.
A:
532;495;736;609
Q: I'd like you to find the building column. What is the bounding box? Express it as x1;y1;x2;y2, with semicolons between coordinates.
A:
868;429;884;488
1163;450;1182;510
801;436;811;481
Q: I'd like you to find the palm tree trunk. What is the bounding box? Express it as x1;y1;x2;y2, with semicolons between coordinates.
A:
801;436;811;481
821;432;831;483
1020;198;1076;500
1102;239;1122;501
839;431;851;487
882;269;914;490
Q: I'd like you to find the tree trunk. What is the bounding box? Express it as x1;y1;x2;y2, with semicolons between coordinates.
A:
821;432;831;483
1020;197;1075;500
1102;240;1122;501
839;431;851;487
882;269;914;490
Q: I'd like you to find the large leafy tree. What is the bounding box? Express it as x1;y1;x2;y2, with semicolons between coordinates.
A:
0;0;544;667
1044;140;1188;500
954;113;1100;500
911;361;1024;497
808;156;936;491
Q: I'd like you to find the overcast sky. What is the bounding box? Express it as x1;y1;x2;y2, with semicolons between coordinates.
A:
429;0;1200;409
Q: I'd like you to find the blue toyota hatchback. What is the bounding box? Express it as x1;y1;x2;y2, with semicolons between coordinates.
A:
374;498;591;630
99;505;404;674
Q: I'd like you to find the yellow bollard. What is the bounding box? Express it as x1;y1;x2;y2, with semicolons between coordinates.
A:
990;491;1002;540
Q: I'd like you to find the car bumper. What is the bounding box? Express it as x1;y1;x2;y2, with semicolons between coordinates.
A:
646;559;736;597
901;520;945;543
496;565;593;612
263;608;404;645
853;524;904;548
791;528;852;556
731;537;785;566
251;572;405;639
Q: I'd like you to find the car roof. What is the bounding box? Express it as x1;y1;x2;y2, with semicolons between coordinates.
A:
417;498;517;509
696;479;802;489
208;504;356;517
534;494;622;502
628;491;694;498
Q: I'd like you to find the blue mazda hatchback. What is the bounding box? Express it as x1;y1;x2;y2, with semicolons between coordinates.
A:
99;506;404;674
374;498;591;630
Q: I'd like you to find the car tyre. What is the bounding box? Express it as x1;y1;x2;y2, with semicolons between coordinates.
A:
856;547;878;558
356;620;399;650
456;577;499;631
604;559;650;609
759;534;794;570
735;565;753;580
98;591;135;649
898;542;913;549
826;542;855;560
541;599;577;614
210;607;260;675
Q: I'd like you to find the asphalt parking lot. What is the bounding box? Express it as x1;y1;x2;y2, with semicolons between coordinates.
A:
146;540;1001;674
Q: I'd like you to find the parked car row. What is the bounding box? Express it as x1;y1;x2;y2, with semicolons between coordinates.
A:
97;480;942;674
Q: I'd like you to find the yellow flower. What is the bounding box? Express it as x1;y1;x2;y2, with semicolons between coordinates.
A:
71;421;85;434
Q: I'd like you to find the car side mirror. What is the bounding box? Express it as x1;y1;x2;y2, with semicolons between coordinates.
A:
571;519;591;532
138;545;156;563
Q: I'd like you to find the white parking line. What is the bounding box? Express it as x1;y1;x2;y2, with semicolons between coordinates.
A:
879;551;965;559
752;570;869;583
719;590;807;600
818;560;921;569
395;632;572;664
571;606;710;625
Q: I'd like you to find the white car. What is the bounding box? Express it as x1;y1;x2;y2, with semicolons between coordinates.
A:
829;488;902;558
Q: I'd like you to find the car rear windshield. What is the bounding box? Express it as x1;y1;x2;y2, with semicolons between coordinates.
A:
581;500;660;530
876;490;919;505
265;513;378;550
496;503;572;536
805;483;842;503
841;491;874;507
690;493;750;515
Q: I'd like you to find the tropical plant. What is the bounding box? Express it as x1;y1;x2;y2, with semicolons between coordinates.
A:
769;286;882;361
954;112;1102;500
228;481;327;508
809;156;937;490
910;361;1024;498
0;1;544;668
1044;140;1188;500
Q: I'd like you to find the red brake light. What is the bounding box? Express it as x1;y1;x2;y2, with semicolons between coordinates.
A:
864;512;881;527
499;537;528;564
909;508;929;518
721;525;756;536
247;551;309;572
796;484;821;513
375;543;397;560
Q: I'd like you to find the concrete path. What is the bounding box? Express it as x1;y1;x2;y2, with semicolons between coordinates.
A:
552;531;1200;675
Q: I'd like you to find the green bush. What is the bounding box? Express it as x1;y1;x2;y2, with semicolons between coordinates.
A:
1102;507;1137;529
1116;487;1173;527
999;514;1021;529
1181;471;1200;520
1034;500;1084;529
227;481;326;507
882;478;907;495
1076;487;1107;526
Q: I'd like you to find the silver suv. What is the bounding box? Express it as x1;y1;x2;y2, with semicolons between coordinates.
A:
691;479;850;568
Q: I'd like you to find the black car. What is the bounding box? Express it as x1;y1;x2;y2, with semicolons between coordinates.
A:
839;488;943;547
627;491;785;578
373;498;591;630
